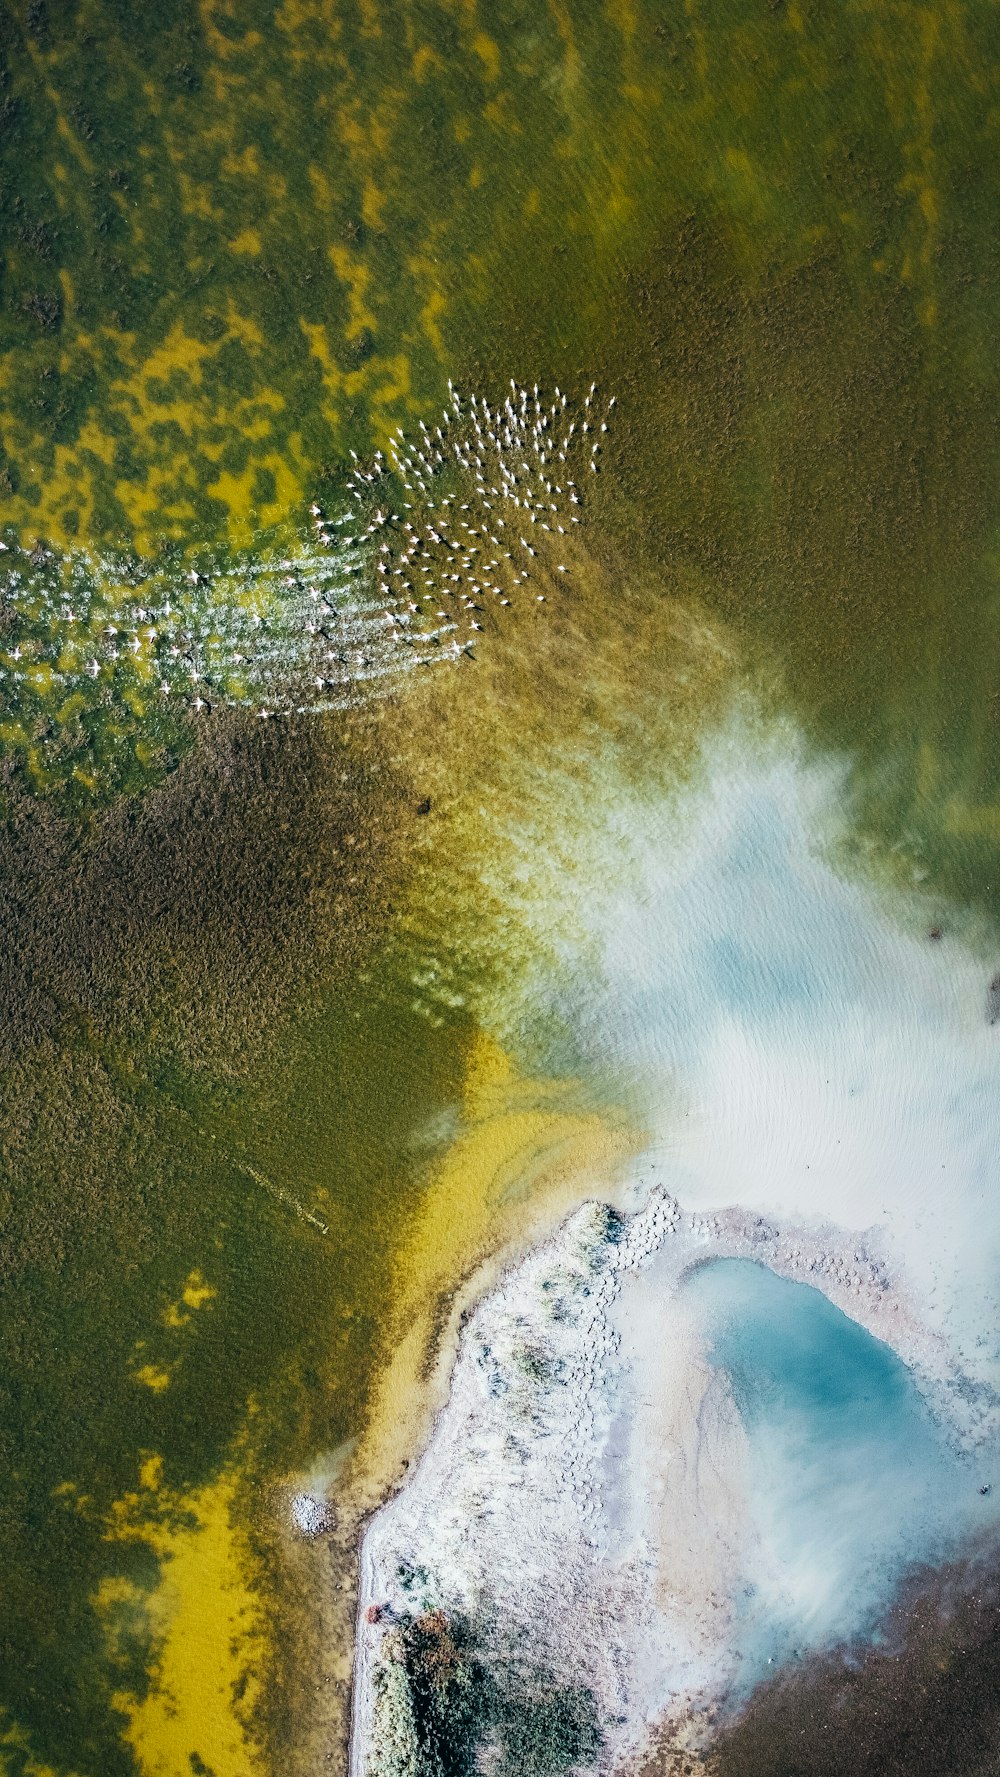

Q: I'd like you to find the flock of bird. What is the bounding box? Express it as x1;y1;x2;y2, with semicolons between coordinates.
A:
0;379;615;729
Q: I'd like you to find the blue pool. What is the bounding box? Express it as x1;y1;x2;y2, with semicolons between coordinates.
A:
681;1258;996;1679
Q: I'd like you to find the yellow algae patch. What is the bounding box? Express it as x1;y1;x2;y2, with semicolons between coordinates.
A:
412;43;445;81
25;664;56;698
163;1269;218;1329
300;319;344;415
603;0;639;44
181;1271;217;1311
174;164;226;225
127;321;216;397
472;32;502;83
357;1030;639;1496
420;287;447;356
101;1463;267;1777
329;243;379;341
205;450;303;539
404;253;449;359
112;474;198;540
230;228;263;255
132;1363;174;1393
52;1477;97;1520
547;0;583;90
140;1454;165;1491
222;144;263;180
361;177;386;231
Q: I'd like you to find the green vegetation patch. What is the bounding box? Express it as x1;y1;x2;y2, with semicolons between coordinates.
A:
371;1607;602;1777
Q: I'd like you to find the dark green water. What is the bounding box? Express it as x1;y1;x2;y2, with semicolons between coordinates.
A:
1;2;999;1773
0;714;474;1773
0;0;997;893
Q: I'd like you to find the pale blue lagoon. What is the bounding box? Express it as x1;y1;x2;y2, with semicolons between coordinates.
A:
683;1258;998;1680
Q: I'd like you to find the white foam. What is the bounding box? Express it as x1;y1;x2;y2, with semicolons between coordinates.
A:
485;723;1000;1403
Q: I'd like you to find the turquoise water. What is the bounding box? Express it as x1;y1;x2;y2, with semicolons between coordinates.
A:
684;1258;997;1678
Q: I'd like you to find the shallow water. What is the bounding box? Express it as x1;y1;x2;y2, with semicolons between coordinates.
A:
685;1257;997;1676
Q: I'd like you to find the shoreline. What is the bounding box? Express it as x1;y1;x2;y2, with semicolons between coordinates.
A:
348;1181;1000;1775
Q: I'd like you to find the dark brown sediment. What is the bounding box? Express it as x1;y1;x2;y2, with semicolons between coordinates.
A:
673;1554;1000;1777
0;702;404;1067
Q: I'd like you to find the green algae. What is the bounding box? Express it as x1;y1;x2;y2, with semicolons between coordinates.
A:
0;0;993;555
370;1609;601;1777
0;932;474;1776
0;0;998;890
0;696;477;1775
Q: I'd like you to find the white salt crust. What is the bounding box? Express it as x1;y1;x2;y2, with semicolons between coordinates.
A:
351;1185;998;1776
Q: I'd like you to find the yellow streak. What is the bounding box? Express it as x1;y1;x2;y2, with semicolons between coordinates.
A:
100;1462;267;1777
357;1031;637;1497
